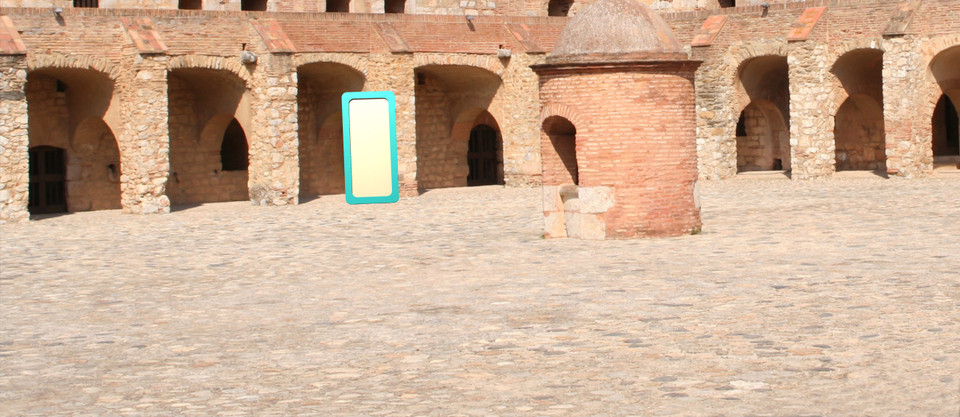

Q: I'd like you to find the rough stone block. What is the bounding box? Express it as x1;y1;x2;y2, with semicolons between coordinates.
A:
580;213;605;240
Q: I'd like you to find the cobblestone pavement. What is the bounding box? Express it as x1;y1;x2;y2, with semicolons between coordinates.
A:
1;177;959;417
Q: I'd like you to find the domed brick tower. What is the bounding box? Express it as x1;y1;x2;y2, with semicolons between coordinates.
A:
532;0;702;239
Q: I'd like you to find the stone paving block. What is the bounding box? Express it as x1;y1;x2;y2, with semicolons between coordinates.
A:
1;179;958;416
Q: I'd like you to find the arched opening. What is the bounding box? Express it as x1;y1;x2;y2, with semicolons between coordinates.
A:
831;48;885;172
548;0;574;16
297;62;365;199
467;124;502;186
385;0;405;13
542;115;578;185
26;68;121;214
28;146;67;214
930;45;960;168
735;55;791;173
933;95;960;160
327;0;350;12
168;68;250;205
220;119;248;171
736;101;789;172
414;65;503;190
179;0;202;9
241;0;267;10
73;0;98;7
834;95;885;171
70;118;122;210
541;115;580;238
718;0;735;7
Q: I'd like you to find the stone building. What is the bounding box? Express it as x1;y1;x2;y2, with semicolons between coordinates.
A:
0;0;957;224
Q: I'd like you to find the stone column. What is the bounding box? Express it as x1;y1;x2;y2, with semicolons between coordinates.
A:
694;54;738;180
249;53;299;205
500;53;545;187
788;42;836;180
367;53;418;195
0;56;29;223
882;35;930;177
118;55;171;214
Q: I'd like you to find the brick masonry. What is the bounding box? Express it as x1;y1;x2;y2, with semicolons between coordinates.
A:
536;61;702;239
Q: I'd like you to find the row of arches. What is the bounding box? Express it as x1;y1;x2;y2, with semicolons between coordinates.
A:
173;0;409;12
731;46;959;175
24;63;505;215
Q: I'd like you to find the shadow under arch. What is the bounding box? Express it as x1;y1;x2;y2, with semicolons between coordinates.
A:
930;45;960;166
733;55;790;173
297;62;365;201
26;68;122;214
167;67;250;205
414;64;503;190
834;94;886;171
736;99;790;172
541;115;578;186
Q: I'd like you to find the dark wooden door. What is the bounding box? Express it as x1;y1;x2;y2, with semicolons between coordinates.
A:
467;124;500;186
29;146;67;214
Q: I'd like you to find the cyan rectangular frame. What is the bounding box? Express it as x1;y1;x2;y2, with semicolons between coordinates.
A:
342;91;399;204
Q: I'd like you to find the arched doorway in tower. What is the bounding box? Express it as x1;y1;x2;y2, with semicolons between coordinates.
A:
541;115;578;185
540;115;579;238
25;68;122;214
734;55;791;173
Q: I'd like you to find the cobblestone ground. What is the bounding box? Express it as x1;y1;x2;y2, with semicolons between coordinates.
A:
1;177;959;417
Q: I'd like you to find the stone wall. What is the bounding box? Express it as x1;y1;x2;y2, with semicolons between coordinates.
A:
6;0;787;14
0;0;958;223
0;57;29;224
249;53;299;206
118;52;172;214
668;0;960;180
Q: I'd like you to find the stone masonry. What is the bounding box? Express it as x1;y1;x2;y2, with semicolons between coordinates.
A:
0;56;28;223
0;0;957;222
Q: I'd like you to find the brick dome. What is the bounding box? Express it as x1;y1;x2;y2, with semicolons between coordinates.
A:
549;0;683;63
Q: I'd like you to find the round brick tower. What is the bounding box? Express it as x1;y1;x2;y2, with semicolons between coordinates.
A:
532;0;702;239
